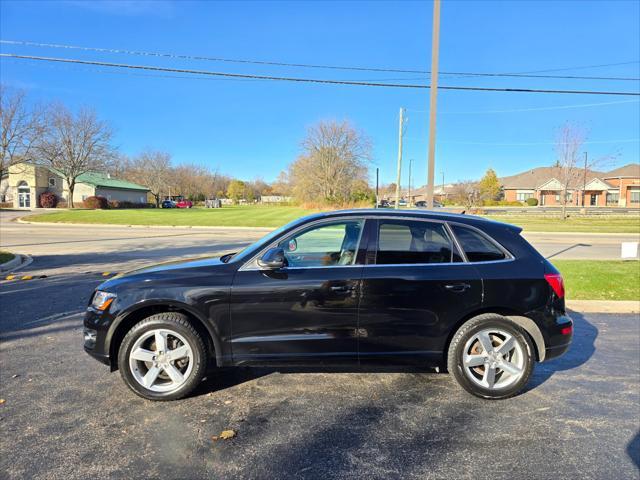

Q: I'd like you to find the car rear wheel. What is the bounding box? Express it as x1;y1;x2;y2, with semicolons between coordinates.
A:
118;312;207;401
447;314;534;400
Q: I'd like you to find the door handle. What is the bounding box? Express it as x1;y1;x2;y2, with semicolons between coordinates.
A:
330;285;354;293
444;283;471;293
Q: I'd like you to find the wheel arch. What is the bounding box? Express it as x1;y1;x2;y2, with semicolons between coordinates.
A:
107;301;223;371
444;308;546;365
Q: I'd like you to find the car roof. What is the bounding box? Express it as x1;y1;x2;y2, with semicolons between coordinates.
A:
300;208;522;233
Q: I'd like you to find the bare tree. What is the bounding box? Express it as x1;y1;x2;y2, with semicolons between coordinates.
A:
450;180;479;208
37;105;115;208
289;120;372;203
554;123;587;219
124;150;172;207
0;85;45;177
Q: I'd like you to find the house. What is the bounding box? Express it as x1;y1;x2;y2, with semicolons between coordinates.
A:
1;162;149;209
501;163;640;207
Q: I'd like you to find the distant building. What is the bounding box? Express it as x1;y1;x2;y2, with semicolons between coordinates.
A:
260;195;293;204
501;163;640;207
0;162;149;208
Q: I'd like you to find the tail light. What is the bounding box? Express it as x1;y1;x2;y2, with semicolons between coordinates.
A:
545;273;565;298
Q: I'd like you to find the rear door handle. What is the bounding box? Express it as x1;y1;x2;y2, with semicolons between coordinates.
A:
444;283;471;293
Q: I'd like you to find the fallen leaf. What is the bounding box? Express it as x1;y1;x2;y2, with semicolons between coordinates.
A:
212;429;236;441
11;374;19;379
0;399;5;405
224;400;232;405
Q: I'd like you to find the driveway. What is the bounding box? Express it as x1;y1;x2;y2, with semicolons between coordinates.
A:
0;270;638;479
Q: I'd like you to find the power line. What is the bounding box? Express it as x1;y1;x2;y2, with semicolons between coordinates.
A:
406;138;640;146
1;39;639;81
2;53;640;96
409;99;640;114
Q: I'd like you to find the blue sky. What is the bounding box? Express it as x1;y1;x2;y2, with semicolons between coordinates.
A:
1;0;639;186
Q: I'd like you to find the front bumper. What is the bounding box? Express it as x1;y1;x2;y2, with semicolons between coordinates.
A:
83;308;115;366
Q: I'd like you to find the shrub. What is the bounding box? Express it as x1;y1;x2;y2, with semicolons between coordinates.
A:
84;196;109;209
56;200;68;208
107;200;152;209
39;191;58;208
0;202;12;209
526;197;539;206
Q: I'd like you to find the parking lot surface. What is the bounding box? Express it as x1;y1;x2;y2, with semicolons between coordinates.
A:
1;212;639;479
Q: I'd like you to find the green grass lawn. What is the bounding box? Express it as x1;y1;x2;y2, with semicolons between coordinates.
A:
486;214;640;233
0;251;15;264
27;205;317;228
26;206;640;233
552;260;640;300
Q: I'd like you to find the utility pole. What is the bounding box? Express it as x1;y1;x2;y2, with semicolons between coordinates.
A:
582;151;588;207
395;107;406;209
375;167;379;208
408;159;413;207
425;0;441;209
441;170;445;203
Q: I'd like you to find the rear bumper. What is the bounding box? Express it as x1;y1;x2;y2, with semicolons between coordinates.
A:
542;313;573;362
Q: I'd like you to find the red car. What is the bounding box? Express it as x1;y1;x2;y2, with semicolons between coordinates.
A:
175;199;193;209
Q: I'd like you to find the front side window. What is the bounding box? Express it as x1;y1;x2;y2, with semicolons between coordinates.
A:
376;220;461;265
277;220;364;268
450;225;506;262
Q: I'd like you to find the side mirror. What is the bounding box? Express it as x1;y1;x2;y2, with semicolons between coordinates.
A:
257;247;286;270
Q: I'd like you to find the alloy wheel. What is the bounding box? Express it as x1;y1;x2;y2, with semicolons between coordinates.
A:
128;328;194;393
461;328;526;390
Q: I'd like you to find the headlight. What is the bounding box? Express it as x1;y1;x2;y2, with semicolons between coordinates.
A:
91;291;116;311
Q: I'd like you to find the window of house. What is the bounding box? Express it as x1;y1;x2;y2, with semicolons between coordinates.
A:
606;192;619;205
630;188;640;204
277;220;364;268
376;220;462;265
555;194;560;202
450;225;507;263
48;177;56;187
516;192;533;201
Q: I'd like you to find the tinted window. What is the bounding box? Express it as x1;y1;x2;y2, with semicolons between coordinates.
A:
278;220;363;267
376;220;461;265
451;225;506;262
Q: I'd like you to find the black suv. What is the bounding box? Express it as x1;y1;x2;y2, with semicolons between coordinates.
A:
84;210;572;400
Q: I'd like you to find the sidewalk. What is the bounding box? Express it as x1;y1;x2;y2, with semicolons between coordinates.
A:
567;300;640;314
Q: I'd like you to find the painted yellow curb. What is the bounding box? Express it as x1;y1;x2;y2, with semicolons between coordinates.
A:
5;275;16;280
102;272;111;276
21;275;33;280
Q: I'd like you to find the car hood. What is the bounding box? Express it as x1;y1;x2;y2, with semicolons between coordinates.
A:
98;256;229;290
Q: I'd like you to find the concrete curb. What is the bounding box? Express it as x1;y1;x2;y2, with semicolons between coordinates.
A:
16;218;273;232
0;254;22;272
567;300;640;314
0;253;33;272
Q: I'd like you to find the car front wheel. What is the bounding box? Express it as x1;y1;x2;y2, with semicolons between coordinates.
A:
447;314;535;400
118;312;207;401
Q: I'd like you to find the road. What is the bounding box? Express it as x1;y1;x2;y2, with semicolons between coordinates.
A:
1;212;638;281
0;210;639;479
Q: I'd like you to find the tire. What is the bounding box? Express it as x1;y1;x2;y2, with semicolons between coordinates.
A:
447;314;535;400
118;312;207;401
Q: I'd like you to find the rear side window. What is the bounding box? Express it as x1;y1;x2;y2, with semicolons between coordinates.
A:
450;225;506;262
376;220;462;265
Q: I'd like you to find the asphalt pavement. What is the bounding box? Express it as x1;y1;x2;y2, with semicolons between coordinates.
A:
0;210;639;479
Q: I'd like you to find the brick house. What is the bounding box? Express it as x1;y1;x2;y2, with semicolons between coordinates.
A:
501;163;639;207
0;162;149;208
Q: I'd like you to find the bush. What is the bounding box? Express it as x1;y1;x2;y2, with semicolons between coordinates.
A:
0;202;12;209
39;191;58;208
482;199;523;207
107;200;152;209
56;200;68;208
526;197;539;206
84;196;109;209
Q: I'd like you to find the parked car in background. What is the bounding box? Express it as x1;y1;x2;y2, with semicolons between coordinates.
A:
415;200;443;208
176;199;193;209
84;209;572;401
377;200;390;208
161;199;176;209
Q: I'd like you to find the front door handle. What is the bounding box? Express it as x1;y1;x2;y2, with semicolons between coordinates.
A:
330;285;354;293
444;283;471;293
